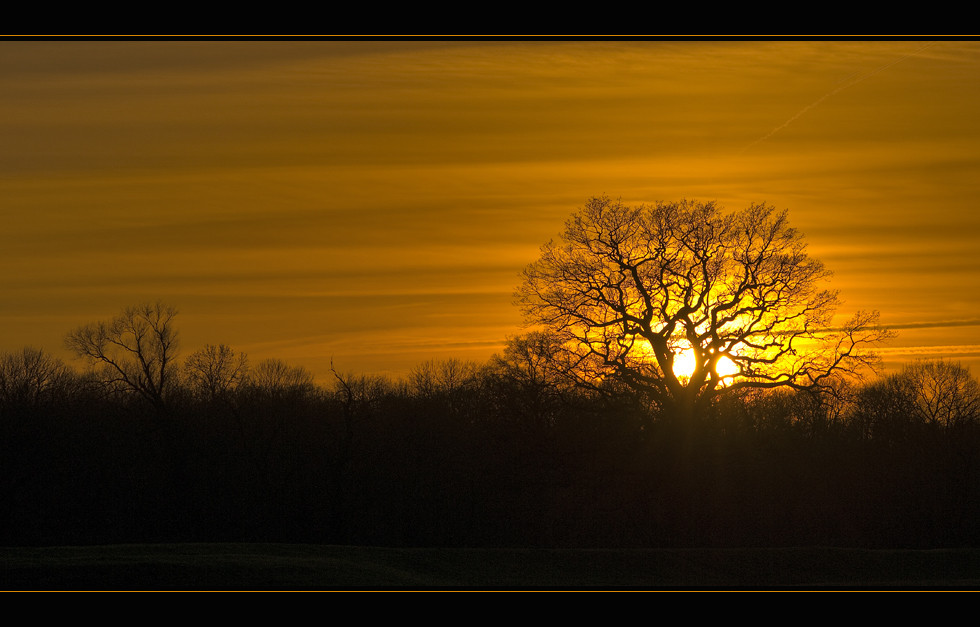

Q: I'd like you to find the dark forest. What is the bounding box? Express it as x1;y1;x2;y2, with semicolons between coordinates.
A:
2;335;979;550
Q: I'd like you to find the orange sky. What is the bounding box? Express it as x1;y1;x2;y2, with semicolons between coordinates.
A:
3;40;980;381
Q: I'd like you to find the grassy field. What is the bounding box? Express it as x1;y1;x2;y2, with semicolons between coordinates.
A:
3;544;980;590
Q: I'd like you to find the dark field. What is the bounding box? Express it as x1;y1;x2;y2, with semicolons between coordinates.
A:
3;544;980;590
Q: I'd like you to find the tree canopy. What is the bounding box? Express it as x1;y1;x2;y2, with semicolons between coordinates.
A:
517;196;892;418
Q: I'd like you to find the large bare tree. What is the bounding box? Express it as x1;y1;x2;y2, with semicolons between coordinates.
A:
65;302;179;410
517;196;892;419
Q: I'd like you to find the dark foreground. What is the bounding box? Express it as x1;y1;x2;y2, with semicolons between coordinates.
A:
3;544;980;590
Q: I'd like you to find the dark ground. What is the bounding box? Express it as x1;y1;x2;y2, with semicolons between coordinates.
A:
3;544;980;590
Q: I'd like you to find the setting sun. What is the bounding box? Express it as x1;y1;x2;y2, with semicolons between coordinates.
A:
671;344;739;382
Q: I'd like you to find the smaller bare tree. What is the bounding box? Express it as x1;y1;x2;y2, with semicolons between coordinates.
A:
409;358;476;398
248;358;315;397
481;332;573;428
0;347;76;409
850;360;980;439
896;360;980;429
65;302;179;410
184;344;249;402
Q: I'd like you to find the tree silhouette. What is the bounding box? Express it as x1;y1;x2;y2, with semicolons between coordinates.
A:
248;358;315;398
517;196;892;420
184;343;249;402
904;360;980;428
65;302;179;410
482;332;572;427
858;360;980;434
0;347;75;410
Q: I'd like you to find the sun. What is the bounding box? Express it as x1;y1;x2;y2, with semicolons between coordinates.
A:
672;348;697;379
633;338;740;383
671;343;739;382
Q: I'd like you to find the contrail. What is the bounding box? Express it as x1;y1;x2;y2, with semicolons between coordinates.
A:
741;42;936;153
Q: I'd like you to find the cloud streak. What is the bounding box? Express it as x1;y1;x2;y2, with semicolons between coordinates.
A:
742;42;936;153
884;319;980;331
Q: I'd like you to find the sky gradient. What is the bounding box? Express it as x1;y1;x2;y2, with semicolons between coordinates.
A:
3;40;980;382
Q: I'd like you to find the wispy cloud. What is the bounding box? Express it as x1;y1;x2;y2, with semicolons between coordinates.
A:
884;319;980;331
742;42;936;153
879;344;980;357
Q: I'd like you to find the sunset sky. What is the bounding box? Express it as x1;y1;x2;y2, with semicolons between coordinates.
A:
3;40;980;382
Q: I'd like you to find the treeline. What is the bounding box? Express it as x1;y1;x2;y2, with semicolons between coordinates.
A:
2;311;980;549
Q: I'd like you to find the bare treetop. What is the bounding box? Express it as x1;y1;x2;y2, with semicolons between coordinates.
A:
184;343;248;402
65;302;179;410
517;196;893;418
